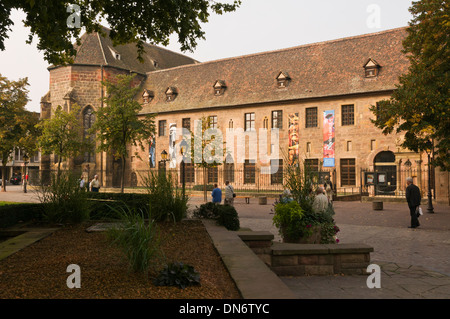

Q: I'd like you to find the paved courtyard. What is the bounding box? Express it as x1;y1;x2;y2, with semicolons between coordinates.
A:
1;186;450;298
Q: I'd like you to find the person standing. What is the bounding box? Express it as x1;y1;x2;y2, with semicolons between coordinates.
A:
211;183;222;204
405;177;421;228
312;187;329;214
79;175;86;190
324;175;333;203
90;175;101;192
224;180;235;206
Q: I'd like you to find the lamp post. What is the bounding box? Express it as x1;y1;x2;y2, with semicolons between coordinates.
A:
161;150;168;172
425;144;434;214
23;154;29;194
180;144;187;199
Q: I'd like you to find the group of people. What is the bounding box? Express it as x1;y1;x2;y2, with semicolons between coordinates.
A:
211;180;236;205
79;174;101;192
281;176;334;214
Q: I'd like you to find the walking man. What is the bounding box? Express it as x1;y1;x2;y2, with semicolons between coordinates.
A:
405;177;421;228
224;180;235;206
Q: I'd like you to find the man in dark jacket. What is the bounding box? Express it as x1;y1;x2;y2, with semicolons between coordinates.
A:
405;177;421;228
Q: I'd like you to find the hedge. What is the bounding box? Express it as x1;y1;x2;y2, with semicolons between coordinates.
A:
0;203;46;228
87;192;151;220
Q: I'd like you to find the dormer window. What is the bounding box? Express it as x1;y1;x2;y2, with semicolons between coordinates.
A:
213;80;227;96
108;46;121;60
142;89;154;103
165;87;178;102
364;58;381;78
276;71;291;88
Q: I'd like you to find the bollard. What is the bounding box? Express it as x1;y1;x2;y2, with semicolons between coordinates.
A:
258;196;267;205
373;201;383;210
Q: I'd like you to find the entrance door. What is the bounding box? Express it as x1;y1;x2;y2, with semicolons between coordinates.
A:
374;151;396;195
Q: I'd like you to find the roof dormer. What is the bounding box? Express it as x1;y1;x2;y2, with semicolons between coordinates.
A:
213;80;227;96
276;71;291;88
165;87;178;102
142;89;154;104
108;46;121;60
363;58;381;78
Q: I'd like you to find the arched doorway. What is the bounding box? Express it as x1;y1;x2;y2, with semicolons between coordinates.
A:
374;151;396;195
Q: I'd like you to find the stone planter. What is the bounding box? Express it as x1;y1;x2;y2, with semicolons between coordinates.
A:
281;225;322;244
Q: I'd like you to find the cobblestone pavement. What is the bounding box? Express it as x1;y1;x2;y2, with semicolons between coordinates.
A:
189;195;450;299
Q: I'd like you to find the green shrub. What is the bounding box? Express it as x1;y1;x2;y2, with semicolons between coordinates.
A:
106;205;163;275
273;201;311;241
193;203;240;231
0;203;45;228
35;172;91;224
193;202;219;219
141;171;189;222
87;193;151;220
216;205;240;231
192;184;214;191
153;262;200;289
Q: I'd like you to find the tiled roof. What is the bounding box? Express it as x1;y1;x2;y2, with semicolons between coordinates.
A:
140;27;409;114
50;26;199;73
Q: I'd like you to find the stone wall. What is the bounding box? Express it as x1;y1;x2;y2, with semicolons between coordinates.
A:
238;231;373;276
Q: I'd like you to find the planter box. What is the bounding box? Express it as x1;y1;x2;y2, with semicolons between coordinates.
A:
238;231;374;276
281;226;321;244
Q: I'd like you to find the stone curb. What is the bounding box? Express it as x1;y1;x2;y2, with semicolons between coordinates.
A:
202;220;296;299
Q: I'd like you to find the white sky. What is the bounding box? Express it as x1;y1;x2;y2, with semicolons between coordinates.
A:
0;0;414;113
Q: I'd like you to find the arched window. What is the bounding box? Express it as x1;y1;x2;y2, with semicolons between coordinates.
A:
83;106;95;163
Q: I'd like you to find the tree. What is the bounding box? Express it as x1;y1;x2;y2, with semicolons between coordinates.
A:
187;116;225;202
37;104;87;177
1;0;240;66
0;74;36;192
91;74;156;193
370;0;450;170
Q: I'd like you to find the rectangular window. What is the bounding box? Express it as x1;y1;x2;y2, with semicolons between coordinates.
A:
158;120;167;136
182;118;191;131
271;110;283;129
209;115;218;129
340;158;356;186
224;163;235;183
244;160;256;184
305;107;318;128
245;113;255;131
341;104;355;126
181;162;195;183
371;139;376;151
304;158;319;172
270;159;283;185
208;166;218;183
346;141;352;152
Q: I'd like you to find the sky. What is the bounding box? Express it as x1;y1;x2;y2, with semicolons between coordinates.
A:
0;0;414;113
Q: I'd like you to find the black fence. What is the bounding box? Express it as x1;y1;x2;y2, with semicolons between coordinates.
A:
26;166;336;195
361;167;433;198
20;165;434;199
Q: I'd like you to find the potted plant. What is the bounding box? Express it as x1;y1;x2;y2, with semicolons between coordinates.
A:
272;200;321;243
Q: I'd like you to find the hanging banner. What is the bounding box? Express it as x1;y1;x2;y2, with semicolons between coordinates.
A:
323;110;335;167
169;123;177;168
149;136;156;168
288;113;299;165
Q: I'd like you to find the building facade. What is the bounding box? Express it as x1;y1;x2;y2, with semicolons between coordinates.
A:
41;27;449;204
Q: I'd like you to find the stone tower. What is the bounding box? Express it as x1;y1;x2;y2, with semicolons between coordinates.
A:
40;26;198;186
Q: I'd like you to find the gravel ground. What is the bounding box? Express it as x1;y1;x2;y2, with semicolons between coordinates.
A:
0;219;241;299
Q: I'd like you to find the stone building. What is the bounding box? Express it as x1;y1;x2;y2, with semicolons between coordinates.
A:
41;27;449;204
40;27;198;186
